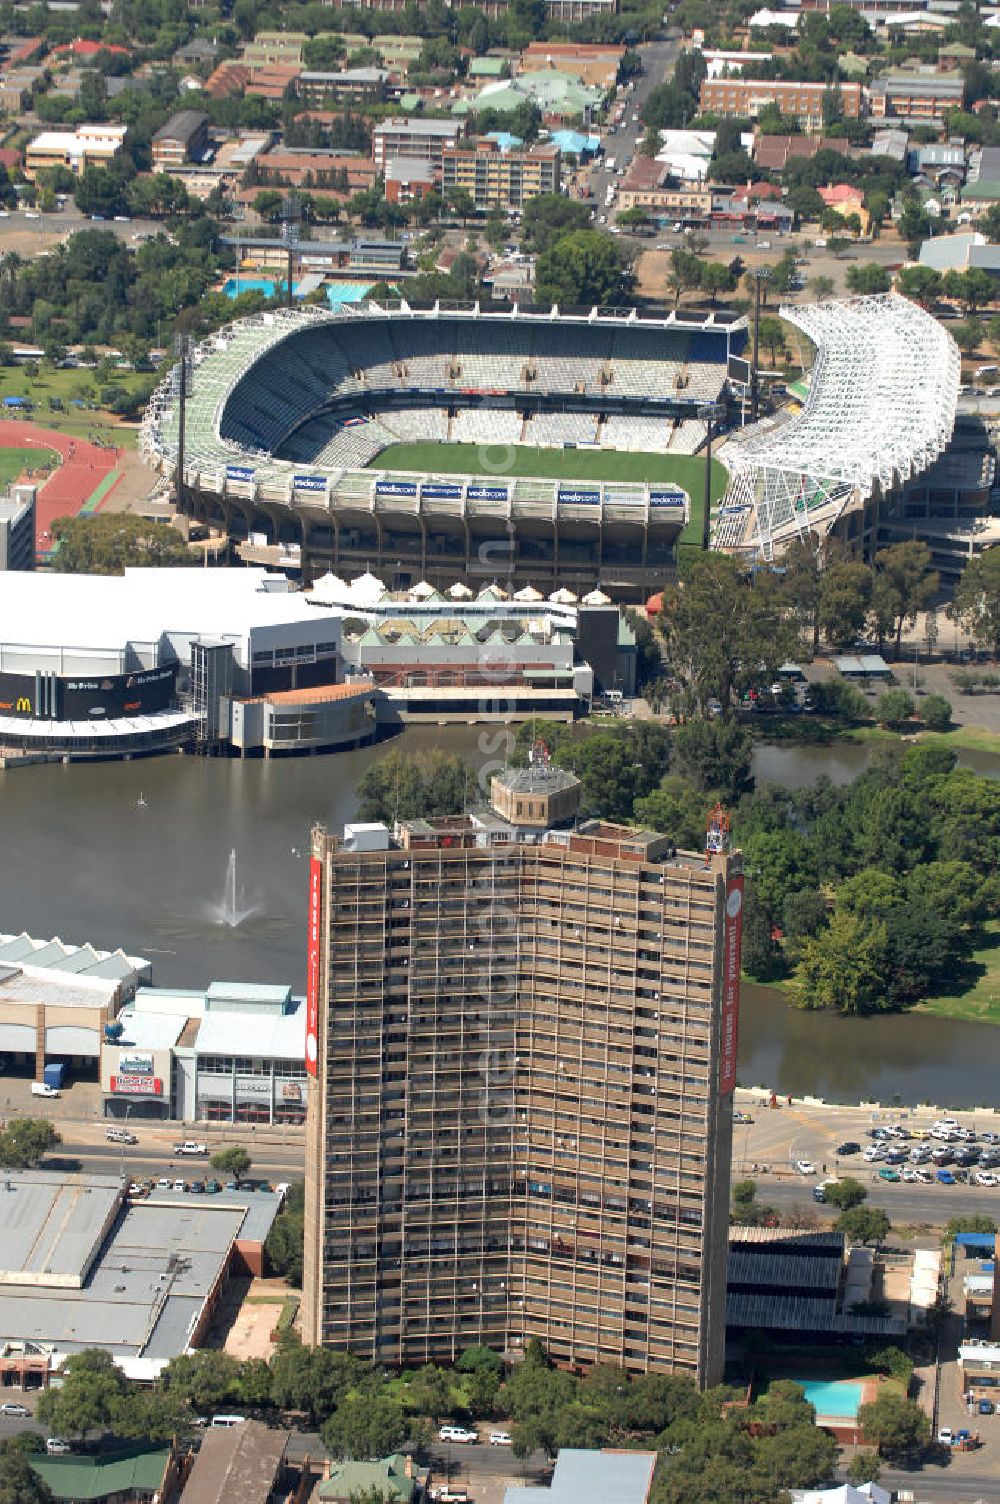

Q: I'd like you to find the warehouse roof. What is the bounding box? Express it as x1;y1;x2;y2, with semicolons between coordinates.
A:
0;932;150;989
504;1449;656;1504
0;1173;121;1287
195;999;305;1059
179;1420;287;1504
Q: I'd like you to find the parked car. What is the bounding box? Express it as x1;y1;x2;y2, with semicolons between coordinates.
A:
863;1146;885;1163
733;1111;753;1124
173;1141;208;1156
979;1399;995;1415
936;1170;957;1185
439;1426;478;1444
878;1168;900;1182
0;1403;30;1417
46;1440;71;1455
974;1172;999;1187
884;1150;908;1165
836;1141;861;1156
188;1181;205;1194
205;1180;221;1194
916;1168;936;1183
902;1167;921;1183
489;1431;513;1446
795;1160;815;1175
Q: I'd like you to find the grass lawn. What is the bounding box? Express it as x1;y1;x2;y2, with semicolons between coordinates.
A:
912;920;1000;1026
367;441;727;551
0;444;57;486
0;365;149;448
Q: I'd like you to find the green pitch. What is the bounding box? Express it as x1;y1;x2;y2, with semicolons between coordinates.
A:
0;445;56;487
368;442;728;549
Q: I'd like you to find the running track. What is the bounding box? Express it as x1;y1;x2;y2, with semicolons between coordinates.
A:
0;420;121;554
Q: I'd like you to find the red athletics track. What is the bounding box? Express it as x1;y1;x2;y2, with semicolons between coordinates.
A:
0;420;120;554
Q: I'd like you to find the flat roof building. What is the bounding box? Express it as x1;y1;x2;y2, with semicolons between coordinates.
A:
0;486;34;572
504;1449;656;1504
441;137;560;209
373;117;463;170
24;123;127;180
302;799;742;1382
699;78;862;129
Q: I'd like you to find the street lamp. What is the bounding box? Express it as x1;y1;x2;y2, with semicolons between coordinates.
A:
697;401;725;551
749;266;772;423
281;193;300;311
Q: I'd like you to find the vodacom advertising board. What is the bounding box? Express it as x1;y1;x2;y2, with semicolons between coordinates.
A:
305;855;322;1078
719;874;744;1095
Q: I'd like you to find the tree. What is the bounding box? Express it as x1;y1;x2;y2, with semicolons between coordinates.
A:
794;909;889;1015
847;1451;882;1486
782;889;828;943
836;1205;891;1246
740;884;781;981
357;749;473;823
271;1335;363;1426
659;553;795;720
322;1396;408;1460
0;1118;60;1169
211;1146;251;1184
757;315;786;367
872;540;939;657
266;1180;304;1286
949;549;1000;659
845;263;891;296
897;264;941;307
779;535;824;650
818;561;872;647
162;1351;240;1415
856;1392;929;1461
0;1446;52;1504
875;688;916;729
673;719;754;802
51;515;191;574
36;1350;124;1441
920;693;952;731
521;194;591;254
536;230;630;307
951;318;983;355
807;274;835;301
823;1177;867;1209
405;1365;454;1424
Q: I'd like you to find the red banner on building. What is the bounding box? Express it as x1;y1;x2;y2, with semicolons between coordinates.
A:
305;854;322;1078
719;874;744;1096
110;1075;162;1096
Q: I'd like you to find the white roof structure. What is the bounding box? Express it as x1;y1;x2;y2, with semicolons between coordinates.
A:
792;1487;890;1504
716;294;960;559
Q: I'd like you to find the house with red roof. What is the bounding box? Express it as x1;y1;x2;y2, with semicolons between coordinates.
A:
818;182;869;232
52;37;130;60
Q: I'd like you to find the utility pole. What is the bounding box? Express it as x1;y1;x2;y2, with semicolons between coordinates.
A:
174;333;190;515
750;266;771;423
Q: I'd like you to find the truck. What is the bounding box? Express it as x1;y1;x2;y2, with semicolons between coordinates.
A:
173;1141;208;1156
938;1428;980;1450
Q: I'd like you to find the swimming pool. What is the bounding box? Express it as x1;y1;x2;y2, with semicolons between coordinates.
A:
223;277;294;299
797;1380;864;1419
325;281;374;306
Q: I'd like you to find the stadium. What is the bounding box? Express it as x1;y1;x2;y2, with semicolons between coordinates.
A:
717;293;961;562
141;300;745;600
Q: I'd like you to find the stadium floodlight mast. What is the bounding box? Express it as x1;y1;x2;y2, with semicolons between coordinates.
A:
749;266;772;423
282;193;301;312
697;401;725;551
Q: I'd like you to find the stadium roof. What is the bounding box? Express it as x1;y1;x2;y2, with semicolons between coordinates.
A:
715;294;959;559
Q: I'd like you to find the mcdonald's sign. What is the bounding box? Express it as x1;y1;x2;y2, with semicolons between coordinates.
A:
15;696;31;714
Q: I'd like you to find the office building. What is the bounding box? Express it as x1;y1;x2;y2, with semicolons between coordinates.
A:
698;78;862;129
301;784;742;1382
24;123;128;179
442;139;560;210
869;70;963;121
0;486;34;571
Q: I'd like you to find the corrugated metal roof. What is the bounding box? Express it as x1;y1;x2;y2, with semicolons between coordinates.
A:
195;1003;305;1059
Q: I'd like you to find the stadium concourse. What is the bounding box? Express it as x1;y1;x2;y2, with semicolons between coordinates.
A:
142;300;745;601
0;420;122;560
716;293;961;563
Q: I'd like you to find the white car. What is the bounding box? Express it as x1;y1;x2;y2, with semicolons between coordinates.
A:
795;1159;815;1176
172;1141;208;1155
863;1146;884;1162
439;1426;478;1444
901;1167;921;1183
974;1172;999;1187
489;1431;513;1445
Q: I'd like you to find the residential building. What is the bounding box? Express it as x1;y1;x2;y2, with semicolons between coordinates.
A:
301;788;742;1381
504;1450;656;1504
0;65;45;112
173;36;219;70
179;1420;290;1504
698;78;861;129
24;123;128;180
297;67;388;105
442;138;560;209
752;132;849;171
151;110;210;171
319;1454;428;1502
254;146;376;193
242;30;308;68
817;182;870;231
385;156;437;203
373;117;463;171
30;1446;177;1504
958;1338;1000;1401
869;70;964;121
542;0;617;19
961;145;1000;210
518;41;624;91
0;486;34;571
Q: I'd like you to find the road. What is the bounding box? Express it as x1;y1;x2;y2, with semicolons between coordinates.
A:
763;1175;1000;1224
0;205;166;260
589;36;682;223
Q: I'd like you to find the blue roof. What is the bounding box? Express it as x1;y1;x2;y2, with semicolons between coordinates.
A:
485;131;523;150
956;1232;997;1250
3;395;28;407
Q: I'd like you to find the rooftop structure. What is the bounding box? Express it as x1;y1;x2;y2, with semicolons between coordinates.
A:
503;1450;657;1504
24;123;127;179
716;294;960;561
30;1446;173;1504
0;932;150;994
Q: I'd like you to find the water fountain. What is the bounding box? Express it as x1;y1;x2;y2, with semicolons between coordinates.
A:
213;848;254;928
